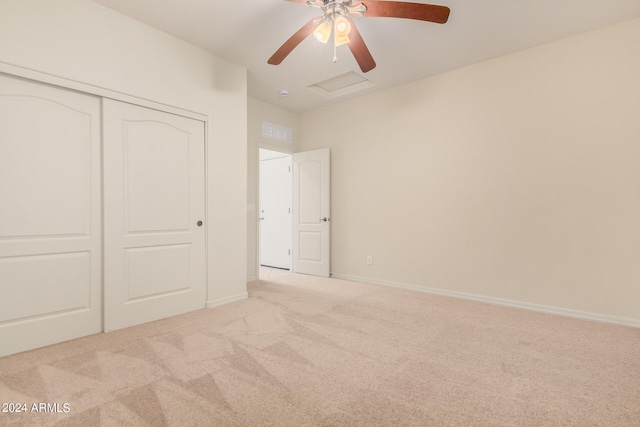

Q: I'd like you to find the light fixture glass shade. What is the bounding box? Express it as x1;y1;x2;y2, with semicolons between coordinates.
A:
334;15;351;46
314;20;332;44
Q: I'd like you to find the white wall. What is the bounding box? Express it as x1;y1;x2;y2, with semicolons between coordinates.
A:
0;0;248;306
247;97;300;281
300;18;640;324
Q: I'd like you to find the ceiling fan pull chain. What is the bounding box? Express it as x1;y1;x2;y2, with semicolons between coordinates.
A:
333;19;338;63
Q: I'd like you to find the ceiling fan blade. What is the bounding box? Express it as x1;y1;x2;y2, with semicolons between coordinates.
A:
268;19;316;65
361;1;450;24
347;19;376;73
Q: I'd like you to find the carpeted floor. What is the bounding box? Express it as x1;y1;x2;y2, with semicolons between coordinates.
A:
1;269;639;426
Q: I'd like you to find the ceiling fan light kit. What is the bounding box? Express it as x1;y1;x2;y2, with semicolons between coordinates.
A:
333;16;351;46
313;19;333;43
268;0;450;73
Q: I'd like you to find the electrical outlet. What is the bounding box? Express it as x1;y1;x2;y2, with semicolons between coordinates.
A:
366;256;373;265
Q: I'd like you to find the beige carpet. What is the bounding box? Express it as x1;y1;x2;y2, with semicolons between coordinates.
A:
1;269;639;426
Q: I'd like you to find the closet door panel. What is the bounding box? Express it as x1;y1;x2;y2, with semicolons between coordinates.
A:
103;99;206;331
0;75;102;357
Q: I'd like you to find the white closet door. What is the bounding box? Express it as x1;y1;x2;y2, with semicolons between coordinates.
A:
103;99;206;331
0;75;102;357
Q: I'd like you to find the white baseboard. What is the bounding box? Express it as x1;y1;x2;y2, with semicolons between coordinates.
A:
331;273;640;329
206;292;249;309
247;275;258;283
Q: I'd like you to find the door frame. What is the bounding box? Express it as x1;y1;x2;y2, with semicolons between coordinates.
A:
0;64;208;123
255;145;332;279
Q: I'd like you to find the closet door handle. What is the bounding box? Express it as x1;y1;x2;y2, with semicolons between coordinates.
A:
197;221;203;227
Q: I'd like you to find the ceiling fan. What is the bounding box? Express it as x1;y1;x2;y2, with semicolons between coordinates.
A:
268;0;450;73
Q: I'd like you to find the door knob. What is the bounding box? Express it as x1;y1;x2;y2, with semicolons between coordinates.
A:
320;217;329;222
197;220;203;227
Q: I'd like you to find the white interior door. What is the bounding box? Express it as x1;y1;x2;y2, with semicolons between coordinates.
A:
103;99;206;331
293;148;330;277
0;75;102;357
259;150;292;270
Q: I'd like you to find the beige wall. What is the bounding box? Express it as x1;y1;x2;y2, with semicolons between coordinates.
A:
0;0;248;305
299;18;640;323
247;97;300;280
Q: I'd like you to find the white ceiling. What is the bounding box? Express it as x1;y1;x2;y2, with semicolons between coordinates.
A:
91;0;640;112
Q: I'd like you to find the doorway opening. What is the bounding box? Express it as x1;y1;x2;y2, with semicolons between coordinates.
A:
259;148;293;273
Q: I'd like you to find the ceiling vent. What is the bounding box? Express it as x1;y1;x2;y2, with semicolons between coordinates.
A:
307;71;374;99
